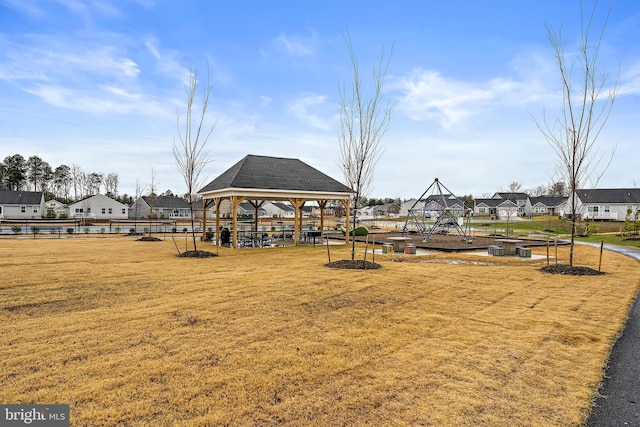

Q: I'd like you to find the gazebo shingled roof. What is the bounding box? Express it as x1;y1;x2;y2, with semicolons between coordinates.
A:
197;154;353;248
198;154;353;196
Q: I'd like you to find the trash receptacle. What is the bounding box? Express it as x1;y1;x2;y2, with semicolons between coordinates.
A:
220;227;230;246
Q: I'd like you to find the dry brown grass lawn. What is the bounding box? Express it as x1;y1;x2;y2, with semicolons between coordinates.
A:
1;237;639;426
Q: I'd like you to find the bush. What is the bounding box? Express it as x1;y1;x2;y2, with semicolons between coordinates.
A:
100;227;105;234
129;228;135;234
31;226;40;235
11;225;21;235
83;227;90;234
182;227;188;233
45;211;56;218
67;228;74;234
172;227;177;233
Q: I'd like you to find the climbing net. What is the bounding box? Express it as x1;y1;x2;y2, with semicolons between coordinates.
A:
402;178;473;242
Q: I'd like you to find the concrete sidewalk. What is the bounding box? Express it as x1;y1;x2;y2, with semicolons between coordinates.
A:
582;243;640;426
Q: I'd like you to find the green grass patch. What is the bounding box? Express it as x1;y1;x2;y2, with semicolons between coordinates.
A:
575;234;640;248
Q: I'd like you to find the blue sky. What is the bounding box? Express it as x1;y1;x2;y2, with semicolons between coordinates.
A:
0;0;638;199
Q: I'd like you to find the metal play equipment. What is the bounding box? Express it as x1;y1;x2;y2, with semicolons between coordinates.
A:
402;178;473;242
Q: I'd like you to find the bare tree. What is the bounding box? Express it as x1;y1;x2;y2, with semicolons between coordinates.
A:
174;64;216;253
338;32;394;260
70;164;82;200
147;167;158;237
507;181;523;193
533;1;618;267
132;178;145;234
104;172;119;198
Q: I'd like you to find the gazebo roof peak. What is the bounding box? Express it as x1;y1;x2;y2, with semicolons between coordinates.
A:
198;154;353;196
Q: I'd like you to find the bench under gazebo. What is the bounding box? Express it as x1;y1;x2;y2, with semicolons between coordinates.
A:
197;154;354;248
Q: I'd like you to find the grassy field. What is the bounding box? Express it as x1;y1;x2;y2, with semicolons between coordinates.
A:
1;236;639;426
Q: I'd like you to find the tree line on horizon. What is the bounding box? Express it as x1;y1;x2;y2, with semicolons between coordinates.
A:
1;153;570;210
0;153;131;204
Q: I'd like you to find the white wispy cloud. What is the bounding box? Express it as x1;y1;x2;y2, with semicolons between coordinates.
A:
24;83;171;117
0;36;139;81
54;0;122;22
0;0;45;18
287;93;334;130
391;69;507;127
391;56;559;129
145;38;190;83
259;96;272;108
0;34;183;117
262;30;318;59
618;59;640;96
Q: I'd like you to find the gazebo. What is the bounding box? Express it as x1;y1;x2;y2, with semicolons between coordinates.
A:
197;154;354;248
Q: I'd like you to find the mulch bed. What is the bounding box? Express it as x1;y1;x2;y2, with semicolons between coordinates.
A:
137;236;162;242
539;264;604;275
178;250;217;258
325;260;382;270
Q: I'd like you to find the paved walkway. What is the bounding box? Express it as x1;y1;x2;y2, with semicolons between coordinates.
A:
581;243;640;426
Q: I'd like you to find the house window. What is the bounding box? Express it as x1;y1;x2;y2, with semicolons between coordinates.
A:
75;208;83;213
121;208;126;214
108;208;112;214
478;207;486;213
604;205;610;213
32;206;38;213
87;208;92;213
102;208;106;214
21;206;26;213
588;206;599;215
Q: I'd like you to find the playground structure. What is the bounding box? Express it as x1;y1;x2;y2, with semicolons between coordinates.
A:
402;178;473;242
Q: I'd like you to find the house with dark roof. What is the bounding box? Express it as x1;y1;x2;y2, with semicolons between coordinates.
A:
422;194;466;216
571;188;640;220
473;198;520;219
0;190;44;219
492;192;531;217
529;196;568;217
130;196;192;219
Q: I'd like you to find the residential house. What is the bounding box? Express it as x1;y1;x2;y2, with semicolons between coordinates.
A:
399;198;423;217
0;190;44;219
370;202;400;217
474;198;520;219
570;188;640;221
44;199;66;218
422;194;466;217
301;204;321;217
67;194;129;220
130;196;192;219
491;192;532;217
262;201;295;218
529;196;568;217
